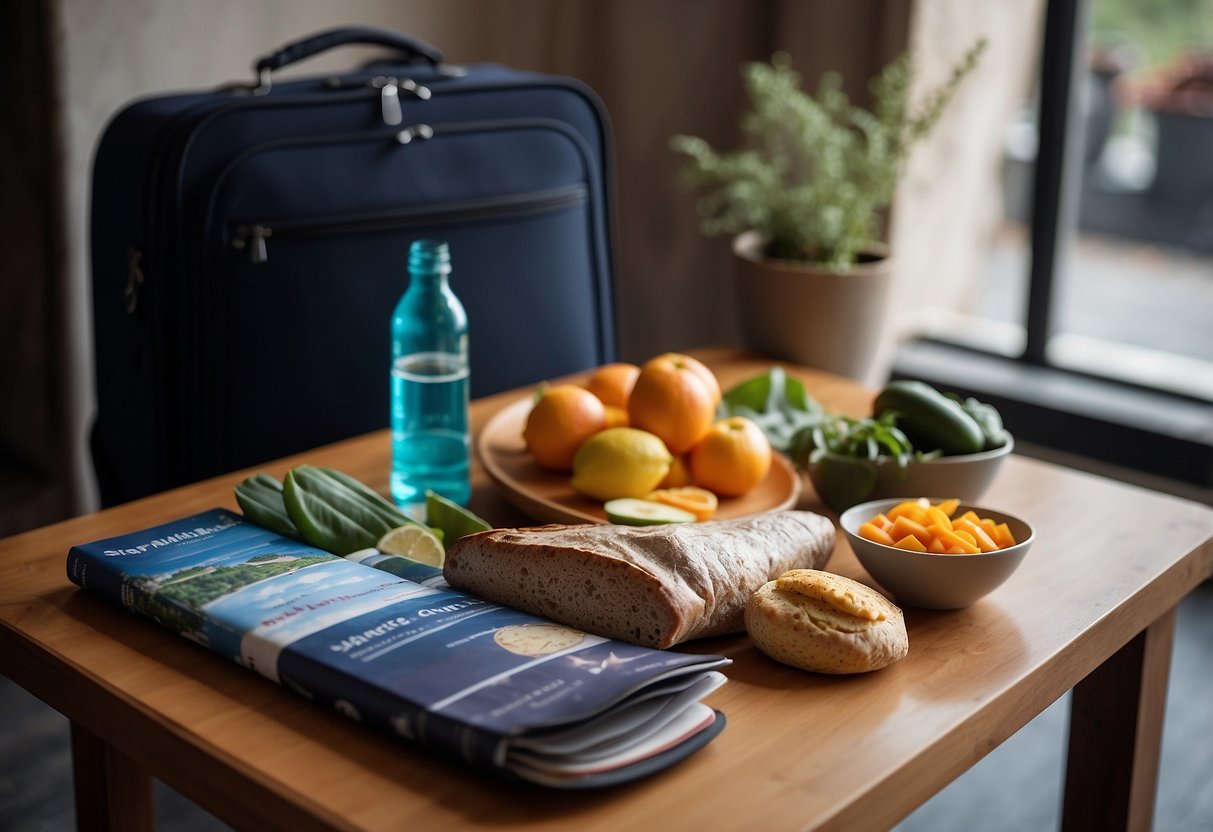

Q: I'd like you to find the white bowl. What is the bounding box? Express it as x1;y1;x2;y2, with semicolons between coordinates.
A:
839;497;1035;610
808;436;1013;512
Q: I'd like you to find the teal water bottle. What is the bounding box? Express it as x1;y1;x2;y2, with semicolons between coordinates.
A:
390;239;471;508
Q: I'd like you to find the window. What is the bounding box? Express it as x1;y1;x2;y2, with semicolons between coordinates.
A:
895;0;1213;491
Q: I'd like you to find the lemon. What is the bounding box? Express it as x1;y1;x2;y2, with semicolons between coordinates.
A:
570;427;672;501
376;524;445;568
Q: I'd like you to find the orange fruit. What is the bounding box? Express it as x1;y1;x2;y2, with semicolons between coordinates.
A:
677;353;722;406
690;416;772;497
627;353;722;454
603;405;630;429
659;454;692;488
584;362;641;409
646;486;718;521
522;384;607;471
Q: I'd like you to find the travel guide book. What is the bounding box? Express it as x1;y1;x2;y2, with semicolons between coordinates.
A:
65;509;729;788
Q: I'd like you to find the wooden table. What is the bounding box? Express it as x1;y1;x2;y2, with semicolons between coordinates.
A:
2;348;1210;831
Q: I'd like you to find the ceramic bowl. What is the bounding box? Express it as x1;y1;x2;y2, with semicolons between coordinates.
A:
838;497;1035;610
807;436;1013;512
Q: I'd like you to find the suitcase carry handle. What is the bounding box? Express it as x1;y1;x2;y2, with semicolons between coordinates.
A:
253;26;445;92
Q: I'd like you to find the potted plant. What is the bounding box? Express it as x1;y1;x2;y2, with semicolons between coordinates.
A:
670;42;985;382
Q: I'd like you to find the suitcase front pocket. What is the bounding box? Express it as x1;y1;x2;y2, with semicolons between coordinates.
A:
227;184;588;265
207;182;606;477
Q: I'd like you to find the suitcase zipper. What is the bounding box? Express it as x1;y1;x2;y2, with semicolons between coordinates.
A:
229;184;589;264
371;75;432;125
148;74;608;290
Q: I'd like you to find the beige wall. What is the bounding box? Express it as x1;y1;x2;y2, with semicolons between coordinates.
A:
892;0;1045;347
25;0;1041;523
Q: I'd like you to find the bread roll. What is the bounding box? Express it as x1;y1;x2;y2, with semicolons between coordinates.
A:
745;569;908;673
444;511;835;648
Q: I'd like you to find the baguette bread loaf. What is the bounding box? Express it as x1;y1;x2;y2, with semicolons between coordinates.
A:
443;511;834;648
745;569;908;673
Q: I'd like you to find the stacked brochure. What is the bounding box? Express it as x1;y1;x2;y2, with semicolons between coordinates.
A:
65;509;729;787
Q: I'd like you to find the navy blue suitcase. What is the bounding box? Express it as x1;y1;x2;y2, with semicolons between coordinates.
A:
90;27;617;506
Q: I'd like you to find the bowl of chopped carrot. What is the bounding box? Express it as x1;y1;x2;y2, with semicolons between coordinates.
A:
839;497;1035;610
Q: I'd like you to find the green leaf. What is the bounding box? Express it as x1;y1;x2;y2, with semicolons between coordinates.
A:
320;467;416;530
234;473;300;540
719;367;824;452
790;412;918;468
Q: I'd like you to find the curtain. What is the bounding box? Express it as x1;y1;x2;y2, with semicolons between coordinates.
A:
0;0;73;536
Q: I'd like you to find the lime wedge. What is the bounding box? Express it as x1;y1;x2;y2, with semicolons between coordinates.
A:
425;490;492;542
604;498;696;526
376;524;446;568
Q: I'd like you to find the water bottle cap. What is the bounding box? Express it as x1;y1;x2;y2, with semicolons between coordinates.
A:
408;239;452;275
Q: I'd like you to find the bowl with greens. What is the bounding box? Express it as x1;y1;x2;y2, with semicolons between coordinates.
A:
719;371;1012;513
789;380;1012;512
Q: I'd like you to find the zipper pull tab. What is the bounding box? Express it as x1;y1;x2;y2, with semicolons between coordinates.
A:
250;226;270;263
232;225;271;264
373;76;403;126
396;124;434;145
400;77;431;100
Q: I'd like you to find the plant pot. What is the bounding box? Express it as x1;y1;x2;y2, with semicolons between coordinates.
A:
731;231;894;383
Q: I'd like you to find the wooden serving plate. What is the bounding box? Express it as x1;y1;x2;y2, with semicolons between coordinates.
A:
478;396;802;525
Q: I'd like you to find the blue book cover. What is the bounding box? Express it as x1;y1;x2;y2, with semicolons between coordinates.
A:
66;509;729;787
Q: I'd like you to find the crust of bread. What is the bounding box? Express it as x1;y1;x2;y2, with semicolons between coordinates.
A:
443;511;835;648
744;571;908;674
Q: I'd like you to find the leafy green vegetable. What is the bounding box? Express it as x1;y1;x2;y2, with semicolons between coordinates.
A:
282;465;421;555
788;411;921;469
787;412;935;512
234;473;300;540
719;366;824;451
323;467;418;532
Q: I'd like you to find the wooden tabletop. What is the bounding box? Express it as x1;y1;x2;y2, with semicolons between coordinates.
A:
2;347;1210;831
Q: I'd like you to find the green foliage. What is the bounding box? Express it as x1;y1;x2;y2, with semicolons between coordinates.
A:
670;41;986;272
718;366;824;452
789;411;923;470
1092;0;1213;72
156;556;332;609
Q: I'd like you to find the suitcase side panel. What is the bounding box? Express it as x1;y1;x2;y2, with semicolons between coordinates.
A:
89;94;228;505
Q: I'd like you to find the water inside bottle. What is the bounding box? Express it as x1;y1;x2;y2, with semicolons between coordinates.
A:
390;351;470;507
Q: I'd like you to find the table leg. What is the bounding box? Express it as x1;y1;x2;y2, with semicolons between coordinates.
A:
1062;607;1177;832
70;721;155;832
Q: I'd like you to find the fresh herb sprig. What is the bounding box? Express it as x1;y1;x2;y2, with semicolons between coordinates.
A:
788;411;932;470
